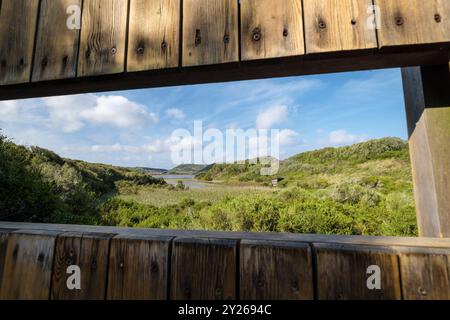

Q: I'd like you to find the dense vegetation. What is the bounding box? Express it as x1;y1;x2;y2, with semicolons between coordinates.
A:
0;133;164;224
167;164;211;175
0;133;418;236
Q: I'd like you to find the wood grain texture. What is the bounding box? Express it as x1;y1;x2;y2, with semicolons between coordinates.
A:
78;0;128;76
107;235;172;300
182;0;239;67
170;238;237;300
376;0;450;48
0;0;40;85
240;0;304;61
127;0;180;72
240;240;313;300
51;232;113;300
0;229;13;291
397;247;450;300
314;243;402;300
402;65;450;237
0;230;59;300
32;0;82;81
303;0;377;54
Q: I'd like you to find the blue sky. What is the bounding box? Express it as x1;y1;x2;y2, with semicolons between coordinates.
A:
0;68;407;169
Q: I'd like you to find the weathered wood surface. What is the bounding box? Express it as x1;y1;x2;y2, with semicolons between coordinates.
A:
0;0;40;85
0;230;59;300
127;0;180;71
170;238;237;300
32;0;82;81
78;0;128;76
402;64;450;238
397;247;450;300
107;235;172;300
240;240;313;300
0;223;450;300
1;0;450;99
303;0;377;54
182;0;239;67
376;0;450;48
51;232;113;300
241;0;304;60
314;243;402;300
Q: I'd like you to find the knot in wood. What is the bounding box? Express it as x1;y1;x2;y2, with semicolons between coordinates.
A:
223;34;230;44
161;41;168;50
111;47;117;55
283;28;289;37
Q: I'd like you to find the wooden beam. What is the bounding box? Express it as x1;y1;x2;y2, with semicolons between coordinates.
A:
402;62;450;238
0;0;450;99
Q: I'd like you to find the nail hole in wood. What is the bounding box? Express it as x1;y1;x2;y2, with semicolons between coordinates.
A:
395;16;404;26
252;28;262;42
435;14;441;23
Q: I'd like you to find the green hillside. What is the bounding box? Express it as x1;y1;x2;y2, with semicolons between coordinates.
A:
0;133;164;224
1;133;418;237
168;164;211;175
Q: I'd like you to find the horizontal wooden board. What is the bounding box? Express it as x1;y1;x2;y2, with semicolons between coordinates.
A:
32;0;82;81
182;0;239;66
240;240;313;300
303;0;377;53
170;238;237;300
78;0;128;76
376;0;450;48
314;243;402;300
240;0;305;61
0;230;59;300
127;0;180;71
107;235;172;300
0;0;40;85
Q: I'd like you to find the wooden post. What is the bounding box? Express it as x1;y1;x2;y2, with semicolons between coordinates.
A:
402;63;450;238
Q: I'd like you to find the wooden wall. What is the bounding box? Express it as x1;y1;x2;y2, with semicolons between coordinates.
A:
1;222;450;300
1;0;450;100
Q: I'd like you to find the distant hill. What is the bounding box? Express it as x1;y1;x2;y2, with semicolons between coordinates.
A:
167;164;212;175
197;137;411;189
134;167;168;175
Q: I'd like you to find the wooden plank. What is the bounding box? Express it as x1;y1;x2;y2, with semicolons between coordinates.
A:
78;0;128;77
51;232;113;300
402;64;450;237
240;240;313;300
0;229;14;291
240;0;304;61
170;238;237;300
2;49;448;102
107;235;172;300
303;0;377;54
182;0;239;67
314;243;402;300
0;230;59;300
4;220;450;249
0;0;40;85
376;0;450;48
127;0;180;72
397;247;450;300
32;0;82;82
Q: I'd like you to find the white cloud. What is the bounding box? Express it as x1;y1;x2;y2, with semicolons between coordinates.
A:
256;105;289;129
42;94;158;132
166;108;186;120
276;129;299;146
327;129;367;145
